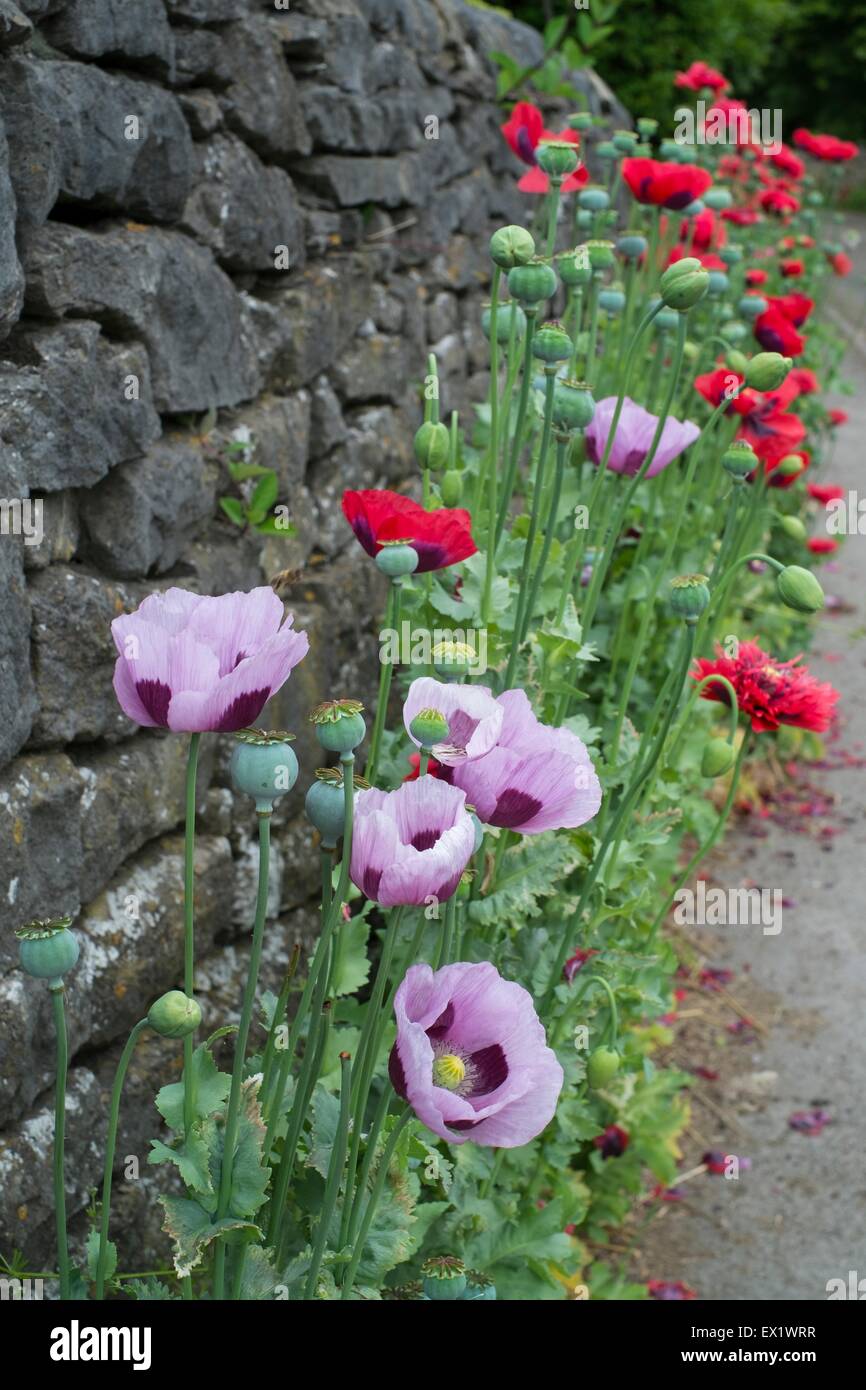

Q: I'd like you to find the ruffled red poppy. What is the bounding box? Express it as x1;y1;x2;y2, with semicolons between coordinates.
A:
501;101;586;194
666;245;726;272
759;187;801;216
693;641;838;734
793;128;859;162
342;489;476;573
563;947;599;983
674;60;729;93
807;537;839;555
770;144;806;180
745;268;768;286
827;250;852;276
768;291;814;327
753;306;805;357
808;483;846;505
780;258;804;277
622;156;711;211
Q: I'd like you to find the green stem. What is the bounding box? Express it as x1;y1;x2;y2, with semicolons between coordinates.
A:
304;1052;352;1299
95;1017;148;1300
260;945;300;1118
50;986;71;1301
504;368;558;688
496;306;538;544
517;434;569;652
545;177;562;257
341;1107;412;1300
482;266;502;624
183;733;201;1136
366;582;401;785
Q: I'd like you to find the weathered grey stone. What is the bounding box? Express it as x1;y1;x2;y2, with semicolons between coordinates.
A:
295;151;425;209
309;375;347;459
71;733;215;903
170;23;231;87
184;529;265;598
22;223;261;412
0;2;31;54
303;208;365;258
0;321;160;491
21;490;80;572
0;56;194;225
180;135;304;272
78;438;217;578
219;18;311;159
281;3;372;95
268;11;327;59
299;85;419;155
0;536;35;766
27;567;142;746
0;752;84;963
330;332;410;405
177;88;223;138
249;253;376;389
0;116;24;340
164;0;246;18
427;289;459;342
42;0;176;73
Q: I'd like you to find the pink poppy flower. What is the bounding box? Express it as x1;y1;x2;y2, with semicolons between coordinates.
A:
388;960;563;1146
403;676;503;767
111;586;308;733
585;396;700;478
350;778;475;907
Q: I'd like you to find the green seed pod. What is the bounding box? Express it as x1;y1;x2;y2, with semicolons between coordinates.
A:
587;1046;621;1089
720;245;742;267
304;767;367;849
410;707;450;746
744;352;792;392
532;319;572;362
507;257;558;305
16;917;79;983
462;1270;497;1300
722;441;759;479
637;116;658;138
440;469;462;507
147;990;202;1040
432;640;476;681
310;699;366;754
489;224;536;269
738;295;768;320
652;299;680;332
556;248;592;287
684;199;705;217
775;453;805;478
535;140;580;177
596;139;617;160
414;420;450;472
778;514;807;541
598;288;626;315
481;300;526;343
421;1257;467;1302
617;233;648;261
552;378;595;433
661;268;710;311
720;320;747;343
375;541;419;578
578;185;610;212
658;139;680;159
567;111;593;131
777;564;825;614
707;270;729;297
230;730;299;812
612;129;638;153
585;239;616;270
669;573;711;624
703;187;733;211
701;738;736;778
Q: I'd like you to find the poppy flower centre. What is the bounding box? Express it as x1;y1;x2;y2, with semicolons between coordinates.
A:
432;1044;472;1093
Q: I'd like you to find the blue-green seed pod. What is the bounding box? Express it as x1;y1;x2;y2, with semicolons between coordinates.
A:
722;441;758;479
432;640;476;681
612;129;638;154
683;199;705;217
598;288;626;315
617;233;648;261
738;295;768;320
532;319;572;363
703;187;733;211
489;224;536;269
720;245;742;267
576;207;593;229
481;300;526;343
556;248;592;287
147;990;202;1039
375;542;419;578
310;699;366;754
304;767;367;849
567;111;593;132
707;270;729;296
536;140;580;177
552;378;595;433
410;707;450;746
16;918;79;983
669;574;711;624
507;257;558;304
579;185;609;212
230;729;298;812
658;139;680;160
637;116;658;139
720;320;747;343
596;140;617;160
421;1257;467;1301
586;239;615;270
462;1270;497;1300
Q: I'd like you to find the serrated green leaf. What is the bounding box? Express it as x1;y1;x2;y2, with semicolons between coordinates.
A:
148;1120;214;1197
237;1245;281;1301
330;915;371;998
465;1196;573;1271
156;1043;231;1132
247;471;279;523
85;1229;116;1283
205;1079;269;1219
158;1195;260;1280
123;1278;175;1301
468;832;585;927
306;1086;341;1178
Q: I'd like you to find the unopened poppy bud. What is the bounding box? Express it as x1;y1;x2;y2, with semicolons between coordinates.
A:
409;707;450;747
777;564;825;614
722;441;758;478
375;541;419;578
775;453;804;478
552;378;595;432
231;729;299;812
587;1046;620;1089
432;640;476;680
701;738;736;778
617;233;647;260
586;239;615;270
507;257;558;304
536;140;580;177
661;257;702;284
738;294;767;320
414;420;449;472
481;300;526;343
661;266;710;311
567;111;593;131
744;352;792;392
669;574;711;624
556;247;592;287
305;767;367;849
147;990;202;1039
598;288;626;315
532;319;572;362
779;515;807;541
16;917;79;984
422;1256;467;1302
489;224;536;269
579;185;609;212
440;469;462;507
310;699;366;754
704;187;733;211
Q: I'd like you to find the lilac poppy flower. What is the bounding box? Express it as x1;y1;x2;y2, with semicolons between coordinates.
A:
388;961;563;1146
111;586;308;733
403;676;503;767
350;778;475;907
585;396;700;478
448;688;601;834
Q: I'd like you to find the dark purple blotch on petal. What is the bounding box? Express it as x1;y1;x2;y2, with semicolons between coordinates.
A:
411;828;440;852
388;1044;408;1099
491;788;543;828
362;866;383;901
215;687;271;732
468;1043;508;1096
426;1002;455;1040
411;541;448;573
136;678;171;727
447;1117;481;1132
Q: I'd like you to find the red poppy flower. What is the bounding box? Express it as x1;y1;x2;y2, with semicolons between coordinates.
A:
679;206;725;253
667;245;726;272
765;448;810;487
693;641;838;734
674;60;729;93
753;306;805;357
500;101;586;194
827;250;853;276
722;206;760;226
793;129;859;162
403;752;444;781
789;366;819;394
828;408;848;427
745;268;768;286
769;291;814;327
808;483;845;505
780;258;804;277
807;537;839;555
770;144;806;180
594;1124;629;1159
622;157;712;211
759;186;801;216
342;489;476;572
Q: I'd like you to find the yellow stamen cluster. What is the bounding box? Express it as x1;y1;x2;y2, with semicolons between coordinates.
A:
433;1053;466;1091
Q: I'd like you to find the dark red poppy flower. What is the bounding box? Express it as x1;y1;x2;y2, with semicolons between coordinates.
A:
722;206;760;226
807;537;838;555
679;207;725;253
759;186;801;217
648;1279;697;1301
827;250;853;276
745;267;768;286
808;483;845;505
780;258;804;278
674;60;729;93
765;448;810;487
788;366;819;394
793;129;859;162
622;157;712;211
753;305;805;357
594;1124;629;1159
501;101;586;193
563;947;599;983
667;245;726;272
828;408;848;427
403;752;444;781
342;489;476;573
693;641;839;734
770;144;806;180
769;291;814;327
